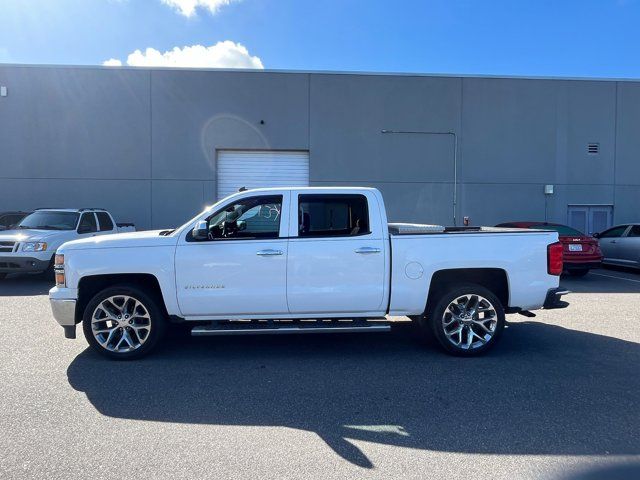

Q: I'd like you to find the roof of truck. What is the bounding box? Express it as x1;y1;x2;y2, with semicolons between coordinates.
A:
232;186;378;193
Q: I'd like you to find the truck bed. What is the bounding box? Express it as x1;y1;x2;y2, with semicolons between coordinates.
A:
388;223;532;235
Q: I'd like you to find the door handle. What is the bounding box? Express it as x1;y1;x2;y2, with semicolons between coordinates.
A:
256;249;283;256
355;247;381;254
611;240;617;244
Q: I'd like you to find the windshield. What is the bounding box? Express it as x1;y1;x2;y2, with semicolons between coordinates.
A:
532;224;585;236
18;211;79;230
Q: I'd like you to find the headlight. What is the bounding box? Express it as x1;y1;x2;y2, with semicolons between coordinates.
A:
22;242;48;252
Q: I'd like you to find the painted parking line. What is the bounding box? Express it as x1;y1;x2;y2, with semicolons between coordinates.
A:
590;272;640;284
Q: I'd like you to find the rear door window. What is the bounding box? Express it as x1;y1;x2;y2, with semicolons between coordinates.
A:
96;212;114;231
298;194;369;237
628;226;640;237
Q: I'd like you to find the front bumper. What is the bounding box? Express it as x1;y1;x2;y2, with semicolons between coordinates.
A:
50;287;78;339
543;287;570;310
0;255;51;273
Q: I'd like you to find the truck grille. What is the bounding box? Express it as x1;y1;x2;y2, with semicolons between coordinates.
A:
0;241;17;253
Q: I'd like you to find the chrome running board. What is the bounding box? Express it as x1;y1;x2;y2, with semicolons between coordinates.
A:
191;320;391;336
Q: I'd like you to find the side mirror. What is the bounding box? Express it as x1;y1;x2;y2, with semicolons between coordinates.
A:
237;220;246;231
592;232;600;239
77;226;91;234
192;220;209;240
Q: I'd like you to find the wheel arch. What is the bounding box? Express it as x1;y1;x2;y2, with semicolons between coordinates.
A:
75;273;169;323
425;268;509;316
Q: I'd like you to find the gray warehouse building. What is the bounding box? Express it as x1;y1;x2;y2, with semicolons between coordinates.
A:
0;64;639;233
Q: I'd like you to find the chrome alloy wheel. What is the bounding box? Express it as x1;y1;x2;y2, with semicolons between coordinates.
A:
442;294;497;350
91;295;152;353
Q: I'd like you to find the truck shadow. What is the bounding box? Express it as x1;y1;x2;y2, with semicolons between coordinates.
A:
0;275;52;296
67;322;640;468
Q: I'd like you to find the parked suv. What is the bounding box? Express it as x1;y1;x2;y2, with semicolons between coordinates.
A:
0;208;134;279
496;222;602;276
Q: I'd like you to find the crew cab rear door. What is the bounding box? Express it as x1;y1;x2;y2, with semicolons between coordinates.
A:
175;192;290;317
286;191;387;315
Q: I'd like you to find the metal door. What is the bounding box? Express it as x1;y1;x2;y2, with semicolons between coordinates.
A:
568;206;613;235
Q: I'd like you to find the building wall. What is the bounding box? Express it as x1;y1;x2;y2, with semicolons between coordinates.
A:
0;65;638;230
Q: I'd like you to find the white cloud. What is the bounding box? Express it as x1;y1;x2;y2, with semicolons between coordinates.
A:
0;47;12;63
160;0;238;17
103;58;123;66
102;41;263;69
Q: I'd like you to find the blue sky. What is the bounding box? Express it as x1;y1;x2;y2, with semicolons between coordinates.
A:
0;0;639;78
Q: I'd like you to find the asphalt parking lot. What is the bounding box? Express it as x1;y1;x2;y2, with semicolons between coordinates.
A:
1;269;639;480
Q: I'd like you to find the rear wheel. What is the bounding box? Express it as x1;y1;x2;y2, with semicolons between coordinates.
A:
82;285;167;360
426;283;505;356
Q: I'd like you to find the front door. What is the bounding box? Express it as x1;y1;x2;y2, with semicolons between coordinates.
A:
617;225;640;266
597;225;629;263
175;193;289;317
286;192;386;315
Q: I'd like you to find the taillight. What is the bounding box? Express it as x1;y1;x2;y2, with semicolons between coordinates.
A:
547;242;563;276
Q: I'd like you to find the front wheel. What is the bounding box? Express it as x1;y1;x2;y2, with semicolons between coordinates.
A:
427;284;505;356
82;285;167;360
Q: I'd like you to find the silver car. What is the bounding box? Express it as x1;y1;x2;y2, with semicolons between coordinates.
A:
594;224;640;269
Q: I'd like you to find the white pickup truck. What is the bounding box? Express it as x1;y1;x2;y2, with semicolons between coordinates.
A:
49;187;568;359
0;208;134;279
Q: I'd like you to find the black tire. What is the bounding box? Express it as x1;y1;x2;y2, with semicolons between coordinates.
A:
567;269;589;277
426;283;505;357
39;257;55;281
82;285;167;360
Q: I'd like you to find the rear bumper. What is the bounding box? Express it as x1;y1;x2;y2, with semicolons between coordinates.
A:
564;261;602;271
543;288;570;310
0;255;50;273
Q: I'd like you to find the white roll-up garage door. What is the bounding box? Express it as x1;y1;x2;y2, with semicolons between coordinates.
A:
216;150;309;200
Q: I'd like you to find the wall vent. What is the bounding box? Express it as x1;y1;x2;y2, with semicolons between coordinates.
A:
587;143;599;155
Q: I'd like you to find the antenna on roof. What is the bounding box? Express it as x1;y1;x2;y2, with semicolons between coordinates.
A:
238;186;248;192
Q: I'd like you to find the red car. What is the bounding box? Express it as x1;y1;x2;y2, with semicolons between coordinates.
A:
496;222;603;276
